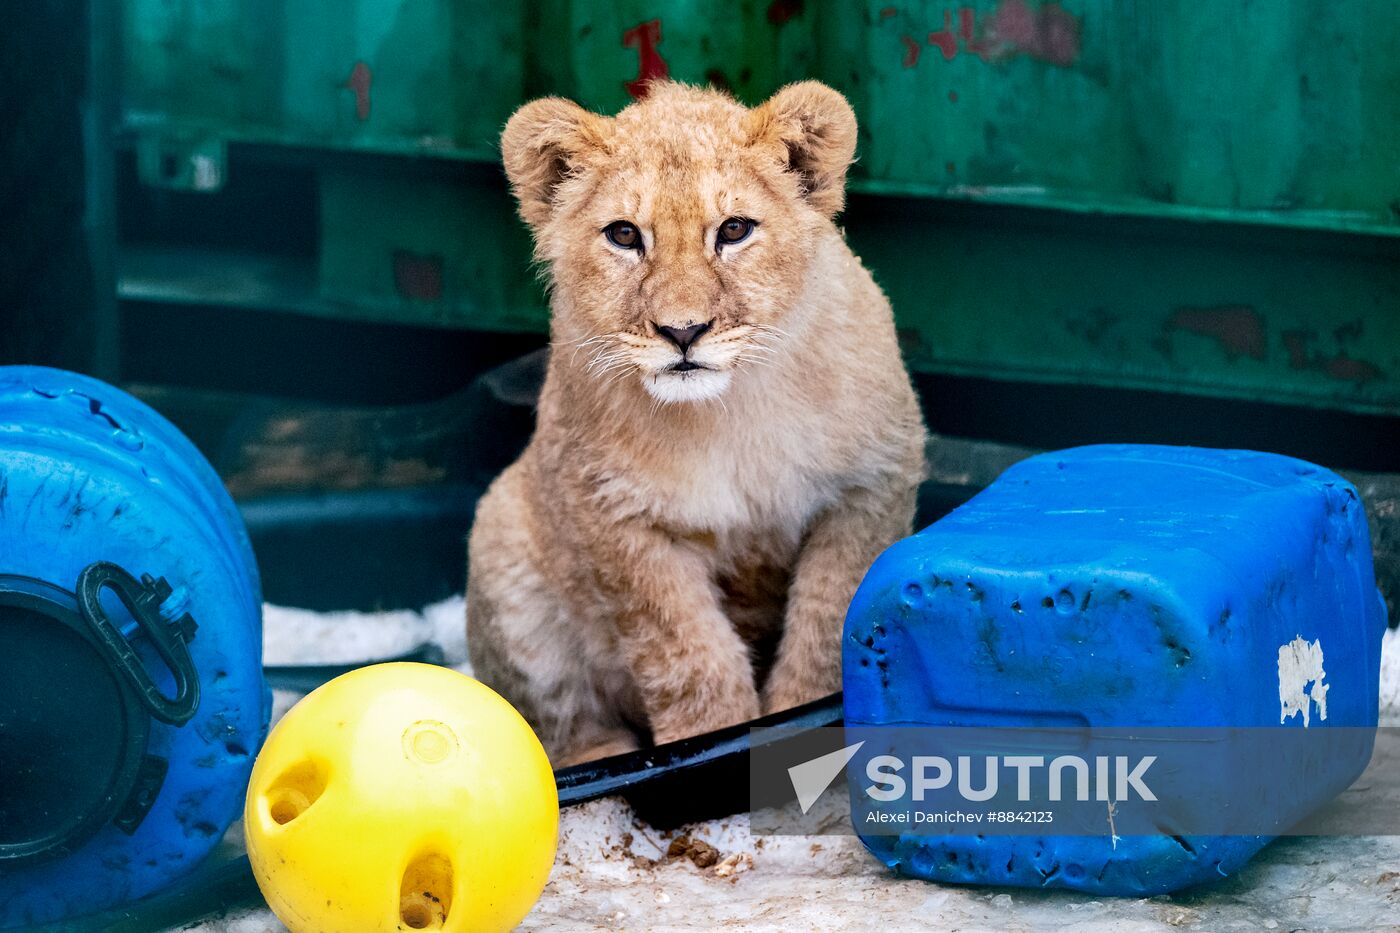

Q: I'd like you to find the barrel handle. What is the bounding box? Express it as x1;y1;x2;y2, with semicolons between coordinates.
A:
76;562;200;726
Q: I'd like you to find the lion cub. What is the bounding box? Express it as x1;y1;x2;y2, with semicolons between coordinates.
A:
468;81;926;765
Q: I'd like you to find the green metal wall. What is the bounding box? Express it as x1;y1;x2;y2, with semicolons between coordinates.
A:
118;1;1400;414
838;0;1400;235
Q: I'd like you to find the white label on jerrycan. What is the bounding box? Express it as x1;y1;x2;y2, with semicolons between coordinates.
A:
1278;636;1331;727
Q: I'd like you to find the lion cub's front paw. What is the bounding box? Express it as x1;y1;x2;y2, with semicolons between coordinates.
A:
558;732;643;768
650;684;761;746
762;663;838;716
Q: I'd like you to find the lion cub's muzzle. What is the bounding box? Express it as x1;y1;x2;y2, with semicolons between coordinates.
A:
655;320;713;373
637;318;736;404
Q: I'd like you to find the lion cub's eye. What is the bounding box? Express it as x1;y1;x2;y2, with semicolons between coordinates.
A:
603;221;642;250
716;217;757;249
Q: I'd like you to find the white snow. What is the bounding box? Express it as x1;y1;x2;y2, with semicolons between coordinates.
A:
262;596;470;671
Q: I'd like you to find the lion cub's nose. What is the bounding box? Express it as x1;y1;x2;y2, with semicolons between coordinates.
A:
654;321;712;352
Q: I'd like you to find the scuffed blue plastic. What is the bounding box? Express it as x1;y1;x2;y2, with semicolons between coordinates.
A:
0;367;270;928
844;444;1387;896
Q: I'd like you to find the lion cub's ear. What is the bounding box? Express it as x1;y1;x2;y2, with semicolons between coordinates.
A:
749;82;858;217
501;98;611;229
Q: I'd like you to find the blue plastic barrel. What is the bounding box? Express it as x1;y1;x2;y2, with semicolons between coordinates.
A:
0;367;269;928
844;444;1387;895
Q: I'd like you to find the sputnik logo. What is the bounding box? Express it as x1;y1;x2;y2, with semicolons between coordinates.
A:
788;741;865;814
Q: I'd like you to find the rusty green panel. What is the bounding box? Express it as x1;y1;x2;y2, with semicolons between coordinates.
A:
122;0;526;160
121;0;1400;235
317;167;544;331
120;0;807;164
843;201;1400;416
824;0;1400;235
525;0;813;110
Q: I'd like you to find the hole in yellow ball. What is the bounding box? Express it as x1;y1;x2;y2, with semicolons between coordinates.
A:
268;789;309;825
263;758;328;828
399;851;453;929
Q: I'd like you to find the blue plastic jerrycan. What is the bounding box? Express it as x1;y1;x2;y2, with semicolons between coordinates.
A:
844;444;1387;896
0;367;269;928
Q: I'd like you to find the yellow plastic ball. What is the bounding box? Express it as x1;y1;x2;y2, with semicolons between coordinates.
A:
244;663;558;933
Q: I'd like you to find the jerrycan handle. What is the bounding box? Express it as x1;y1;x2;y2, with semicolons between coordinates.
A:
76;562;200;726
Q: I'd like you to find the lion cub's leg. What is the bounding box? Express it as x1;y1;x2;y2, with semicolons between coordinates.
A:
763;482;920;714
467;466;642;766
581;521;763;745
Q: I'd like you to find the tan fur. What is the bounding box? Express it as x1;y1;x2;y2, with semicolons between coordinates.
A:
469;81;927;766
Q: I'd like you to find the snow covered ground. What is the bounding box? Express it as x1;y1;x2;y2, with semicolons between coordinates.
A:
188;606;1400;933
